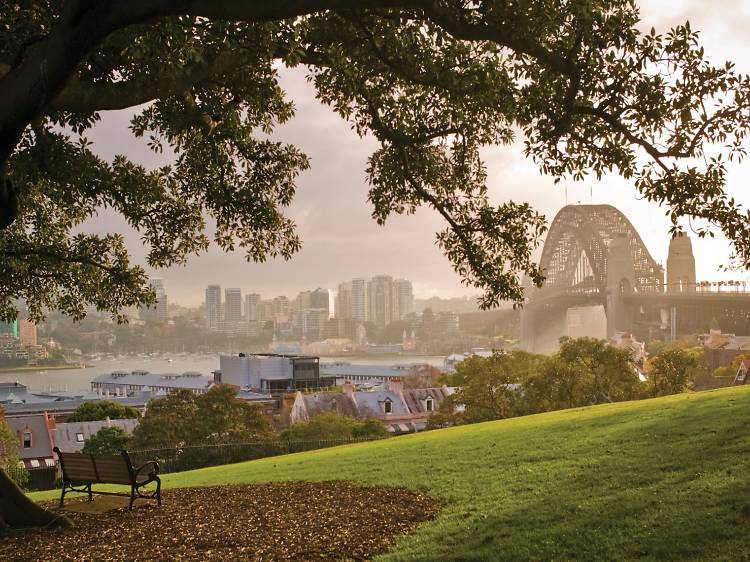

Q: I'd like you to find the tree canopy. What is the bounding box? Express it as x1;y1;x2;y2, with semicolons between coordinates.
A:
3;1;750;320
130;384;272;449
81;426;132;454
67;399;140;422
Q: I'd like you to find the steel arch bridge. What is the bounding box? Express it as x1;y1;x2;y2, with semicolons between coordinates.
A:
535;204;663;297
521;204;750;352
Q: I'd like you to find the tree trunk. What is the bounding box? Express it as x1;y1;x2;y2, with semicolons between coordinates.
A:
0;469;72;530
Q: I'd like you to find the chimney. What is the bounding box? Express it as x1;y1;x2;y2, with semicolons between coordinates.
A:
387;379;404;395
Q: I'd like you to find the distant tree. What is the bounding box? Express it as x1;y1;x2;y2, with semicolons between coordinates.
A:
446;351;545;423
524;338;641;411
646;348;705;397
281;413;388;441
130;389;199;449
712;353;750;380
403;365;442;389
67;400;140;422
130;384;272;449
82;426;131;455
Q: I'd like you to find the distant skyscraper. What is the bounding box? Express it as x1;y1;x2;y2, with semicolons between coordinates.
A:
224;288;242;323
245;293;261;322
335;282;352;320
140;278;168;322
350;278;368;322
273;296;291;320
310;288;330;318
393;278;415;320
205;285;222;331
368;275;394;328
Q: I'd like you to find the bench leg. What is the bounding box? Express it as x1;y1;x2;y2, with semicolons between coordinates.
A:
156;477;162;506
59;484;66;508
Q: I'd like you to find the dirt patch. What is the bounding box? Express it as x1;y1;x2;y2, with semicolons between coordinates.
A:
1;482;439;561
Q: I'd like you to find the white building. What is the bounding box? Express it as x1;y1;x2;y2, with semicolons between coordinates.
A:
218;354;324;392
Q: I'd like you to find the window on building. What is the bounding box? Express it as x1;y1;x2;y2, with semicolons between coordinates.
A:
76;432;85;443
425;398;434;412
29;459;40;468
22;431;32;449
383;399;392;414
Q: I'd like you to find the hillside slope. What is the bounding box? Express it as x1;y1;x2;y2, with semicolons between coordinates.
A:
34;387;750;560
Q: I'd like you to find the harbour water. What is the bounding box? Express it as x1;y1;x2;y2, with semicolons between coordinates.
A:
0;354;447;393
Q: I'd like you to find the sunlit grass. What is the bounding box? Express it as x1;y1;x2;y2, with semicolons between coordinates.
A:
32;386;750;560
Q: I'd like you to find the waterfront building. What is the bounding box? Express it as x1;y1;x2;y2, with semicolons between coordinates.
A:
18;320;37;346
218;353;329;393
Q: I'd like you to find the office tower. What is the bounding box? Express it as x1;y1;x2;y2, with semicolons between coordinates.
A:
140;278;168;322
224;288;242;323
335;281;352;319
350;278;368;322
258;300;276;323
205;285;222;331
18;320;37;346
310;288;330;318
298;308;328;340
245;293;261;322
367;275;394;328
393;278;415;320
273;296;291;320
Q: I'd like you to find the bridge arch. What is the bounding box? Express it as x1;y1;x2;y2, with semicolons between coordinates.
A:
536;204;663;295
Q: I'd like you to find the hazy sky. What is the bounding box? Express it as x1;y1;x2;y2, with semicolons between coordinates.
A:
81;1;750;307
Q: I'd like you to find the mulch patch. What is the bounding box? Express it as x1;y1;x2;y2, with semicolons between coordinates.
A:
1;482;440;561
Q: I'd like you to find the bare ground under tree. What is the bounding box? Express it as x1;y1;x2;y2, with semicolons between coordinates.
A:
0;483;440;561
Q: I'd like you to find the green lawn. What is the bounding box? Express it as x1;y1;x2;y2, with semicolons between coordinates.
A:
32;386;750;561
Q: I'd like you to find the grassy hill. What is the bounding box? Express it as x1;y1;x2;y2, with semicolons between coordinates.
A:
33;386;750;560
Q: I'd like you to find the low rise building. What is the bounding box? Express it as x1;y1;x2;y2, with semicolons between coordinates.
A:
701;329;750;372
218;353;330;393
91;370;213;395
290;380;456;433
6;412;57;469
52;418;140;453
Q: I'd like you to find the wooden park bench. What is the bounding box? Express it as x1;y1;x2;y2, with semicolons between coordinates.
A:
53;447;161;510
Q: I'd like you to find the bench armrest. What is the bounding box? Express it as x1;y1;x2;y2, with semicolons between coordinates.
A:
134;460;160;478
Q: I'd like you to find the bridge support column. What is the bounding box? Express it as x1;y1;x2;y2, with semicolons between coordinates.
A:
605;234;637;337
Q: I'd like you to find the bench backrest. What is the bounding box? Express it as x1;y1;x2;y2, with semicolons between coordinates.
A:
54;447;134;485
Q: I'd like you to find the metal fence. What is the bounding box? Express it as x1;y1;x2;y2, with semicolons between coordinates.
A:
128;437;383;474
9;437;383;492
6;465;58;491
